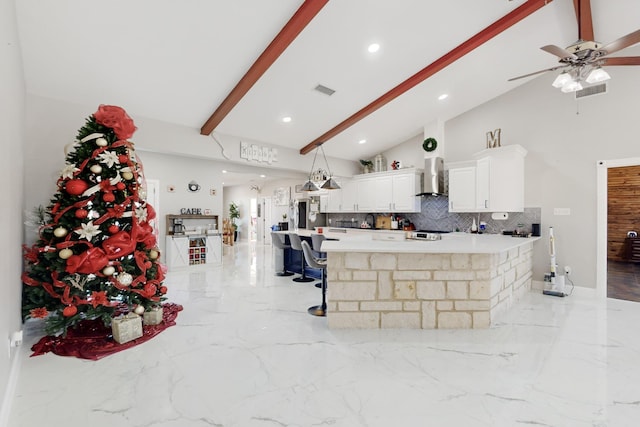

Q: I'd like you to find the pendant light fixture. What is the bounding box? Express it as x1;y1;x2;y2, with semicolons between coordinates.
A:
301;144;341;191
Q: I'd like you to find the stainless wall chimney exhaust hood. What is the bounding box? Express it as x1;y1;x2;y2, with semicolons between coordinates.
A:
417;157;445;196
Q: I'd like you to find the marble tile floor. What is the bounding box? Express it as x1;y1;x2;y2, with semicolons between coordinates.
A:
8;241;640;427
608;260;640;303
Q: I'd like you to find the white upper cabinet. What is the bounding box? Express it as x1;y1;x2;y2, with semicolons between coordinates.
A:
320;169;422;213
447;145;527;213
340;179;358;212
355;177;376;212
448;164;477;212
390;171;422;212
358;169;422;213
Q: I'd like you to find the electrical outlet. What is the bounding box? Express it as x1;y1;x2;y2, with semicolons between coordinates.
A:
564;266;572;275
10;330;23;348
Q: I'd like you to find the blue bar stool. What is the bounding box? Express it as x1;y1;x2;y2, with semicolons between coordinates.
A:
270;232;294;276
301;240;327;317
310;233;326;288
288;233;315;283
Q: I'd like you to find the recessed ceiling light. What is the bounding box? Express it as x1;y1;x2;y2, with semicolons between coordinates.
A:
438;94;449;100
367;43;380;53
282;116;292;123
260;174;266;178
359;139;367;144
222;170;227;173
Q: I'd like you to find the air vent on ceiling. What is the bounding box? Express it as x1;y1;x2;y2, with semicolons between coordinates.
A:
575;83;607;99
314;84;336;96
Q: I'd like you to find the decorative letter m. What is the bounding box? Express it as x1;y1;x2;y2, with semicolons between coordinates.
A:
486;129;501;148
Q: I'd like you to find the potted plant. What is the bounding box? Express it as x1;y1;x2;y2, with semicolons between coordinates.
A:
229;202;240;241
360;159;373;174
279;213;288;231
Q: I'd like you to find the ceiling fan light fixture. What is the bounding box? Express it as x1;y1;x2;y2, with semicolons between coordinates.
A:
586;67;611;84
552;72;572;88
560;80;583;93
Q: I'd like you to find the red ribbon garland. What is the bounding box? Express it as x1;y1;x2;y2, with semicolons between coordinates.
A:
73;140;133;177
52;195;96;223
66;247;110;275
93;198;132;225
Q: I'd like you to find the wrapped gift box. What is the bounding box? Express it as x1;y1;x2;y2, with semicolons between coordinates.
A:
143;306;164;326
111;313;143;344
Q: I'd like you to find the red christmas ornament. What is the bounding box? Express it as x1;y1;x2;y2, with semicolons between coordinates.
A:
102;192;115;202
66;179;89;196
62;305;78;317
75;209;89;219
159;286;168;294
115;182;126;191
118;154;129;164
108;224;120;234
143;283;157;297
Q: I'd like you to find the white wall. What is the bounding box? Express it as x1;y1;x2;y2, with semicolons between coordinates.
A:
445;65;640;289
0;0;25;420
135;151;225;253
381;133;423;170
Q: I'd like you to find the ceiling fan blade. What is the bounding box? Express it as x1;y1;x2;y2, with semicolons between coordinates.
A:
541;45;578;60
508;65;566;82
574;0;594;42
601;56;640;66
601;29;640;55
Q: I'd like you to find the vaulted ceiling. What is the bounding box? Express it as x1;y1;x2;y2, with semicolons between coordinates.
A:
15;0;640;170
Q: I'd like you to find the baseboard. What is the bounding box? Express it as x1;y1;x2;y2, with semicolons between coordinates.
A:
0;345;22;427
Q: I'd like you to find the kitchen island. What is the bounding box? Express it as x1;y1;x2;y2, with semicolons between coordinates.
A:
320;232;539;329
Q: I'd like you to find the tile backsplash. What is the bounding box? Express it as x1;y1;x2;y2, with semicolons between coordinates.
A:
327;196;541;235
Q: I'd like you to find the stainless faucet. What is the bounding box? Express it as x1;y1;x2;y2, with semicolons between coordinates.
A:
365;213;376;229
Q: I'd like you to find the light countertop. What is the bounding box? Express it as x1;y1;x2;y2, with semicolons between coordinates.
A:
274;228;539;254
322;232;539;254
169;232;221;238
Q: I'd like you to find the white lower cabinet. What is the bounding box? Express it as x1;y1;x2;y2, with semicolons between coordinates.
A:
165;235;222;270
206;235;223;265
165;236;189;268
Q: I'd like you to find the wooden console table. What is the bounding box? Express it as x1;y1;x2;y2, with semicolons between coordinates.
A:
622;237;640;262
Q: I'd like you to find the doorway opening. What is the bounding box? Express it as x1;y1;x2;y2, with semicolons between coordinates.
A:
596;157;640;301
249;198;257;242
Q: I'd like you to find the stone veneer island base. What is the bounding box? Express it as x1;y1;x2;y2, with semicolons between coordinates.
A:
322;234;537;329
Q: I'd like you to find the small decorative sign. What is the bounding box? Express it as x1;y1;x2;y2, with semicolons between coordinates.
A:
486;128;501;148
240;142;278;164
180;208;203;215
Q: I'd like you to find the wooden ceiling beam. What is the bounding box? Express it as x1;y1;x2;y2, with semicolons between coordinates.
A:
300;0;553;155
200;0;328;136
574;0;594;42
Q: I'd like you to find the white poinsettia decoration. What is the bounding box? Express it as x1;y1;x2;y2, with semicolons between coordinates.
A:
135;206;148;223
74;221;102;240
65;274;88;290
61;164;80;179
98;151;120;168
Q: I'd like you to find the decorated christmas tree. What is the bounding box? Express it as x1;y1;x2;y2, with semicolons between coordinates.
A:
22;105;167;336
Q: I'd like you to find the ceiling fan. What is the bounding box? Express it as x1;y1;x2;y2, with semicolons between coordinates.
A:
509;0;640;92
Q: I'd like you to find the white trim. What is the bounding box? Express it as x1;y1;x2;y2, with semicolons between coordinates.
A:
0;345;22;427
596;157;640;299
